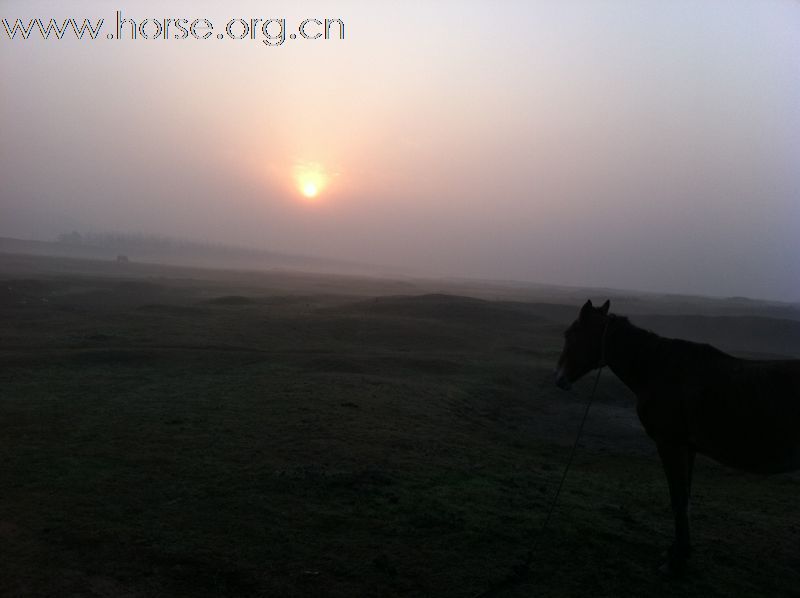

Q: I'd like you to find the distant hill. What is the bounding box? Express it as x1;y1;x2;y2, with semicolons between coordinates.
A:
330;293;800;358
632;314;800;359
0;234;407;279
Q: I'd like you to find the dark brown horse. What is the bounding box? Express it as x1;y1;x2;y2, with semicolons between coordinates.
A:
555;299;800;574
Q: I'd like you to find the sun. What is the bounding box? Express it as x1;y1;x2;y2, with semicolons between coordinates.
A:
294;161;328;201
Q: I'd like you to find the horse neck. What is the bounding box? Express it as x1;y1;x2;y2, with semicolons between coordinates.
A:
604;316;660;395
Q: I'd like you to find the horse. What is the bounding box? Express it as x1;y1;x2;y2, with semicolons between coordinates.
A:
554;299;800;574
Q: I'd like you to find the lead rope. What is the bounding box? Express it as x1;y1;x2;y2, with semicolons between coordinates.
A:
473;317;610;598
530;364;603;547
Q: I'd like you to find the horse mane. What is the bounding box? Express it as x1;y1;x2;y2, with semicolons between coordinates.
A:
611;314;735;362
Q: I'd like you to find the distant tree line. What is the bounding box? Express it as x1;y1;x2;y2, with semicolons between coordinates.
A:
55;231;274;260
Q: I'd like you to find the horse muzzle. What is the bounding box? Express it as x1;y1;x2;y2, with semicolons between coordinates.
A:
554;369;572;391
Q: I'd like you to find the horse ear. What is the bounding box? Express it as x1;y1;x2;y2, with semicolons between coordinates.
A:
579;299;593;320
600;300;610;315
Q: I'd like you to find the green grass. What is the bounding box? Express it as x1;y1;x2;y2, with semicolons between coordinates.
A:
0;263;798;597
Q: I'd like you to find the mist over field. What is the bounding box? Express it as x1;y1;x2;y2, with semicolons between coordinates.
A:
2;0;800;301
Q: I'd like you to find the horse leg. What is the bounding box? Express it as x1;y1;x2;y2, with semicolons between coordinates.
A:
687;447;696;498
656;442;692;575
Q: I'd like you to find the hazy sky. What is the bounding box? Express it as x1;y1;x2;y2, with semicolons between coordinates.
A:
2;0;799;301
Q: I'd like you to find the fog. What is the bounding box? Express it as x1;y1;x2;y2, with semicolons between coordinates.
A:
2;0;799;301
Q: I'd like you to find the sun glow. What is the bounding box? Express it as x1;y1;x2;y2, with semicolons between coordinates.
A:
294;161;328;200
302;182;319;198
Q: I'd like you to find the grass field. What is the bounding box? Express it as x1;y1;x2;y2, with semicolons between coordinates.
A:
1;253;798;597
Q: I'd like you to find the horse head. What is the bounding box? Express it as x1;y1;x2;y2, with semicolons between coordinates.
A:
555;299;610;390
